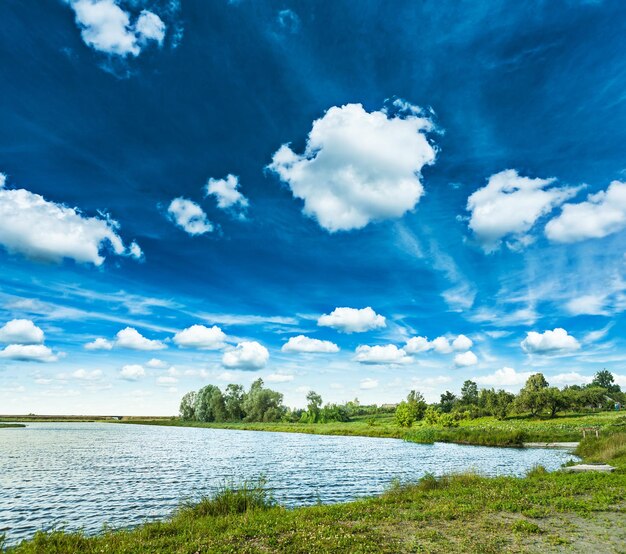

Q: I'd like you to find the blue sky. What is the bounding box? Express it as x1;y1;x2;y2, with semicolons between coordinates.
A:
1;0;626;415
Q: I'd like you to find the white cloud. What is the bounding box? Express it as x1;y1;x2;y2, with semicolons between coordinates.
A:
360;377;379;390
167;198;213;236
265;373;294;383
404;335;453;354
222;341;269;370
115;327;166;351
69;369;102;380
281;335;339;353
0;182;140;266
453;350;478;367
431;336;452;354
120;364;145;380
474;367;533;387
146;358;168;368
317;307;386;333
613;374;626;388
0;173;6;188
69;0;166;57
546;180;626;243
521;328;580;354
467;169;578;252
0;344;58;362
268;101;436;232
173;324;226;350
404;336;432;354
354;344;412;365
205;174;249;212
452;334;473;351
549;372;592;386
0;319;44;345
565;295;608;316
84;337;113;350
135;10;166;44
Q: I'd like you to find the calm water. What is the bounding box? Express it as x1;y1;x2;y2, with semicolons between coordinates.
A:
0;422;577;545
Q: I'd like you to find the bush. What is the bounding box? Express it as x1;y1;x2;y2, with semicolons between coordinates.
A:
395;401;415;427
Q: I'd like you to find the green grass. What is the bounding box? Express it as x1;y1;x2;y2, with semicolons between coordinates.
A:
0;423;25;428
5;433;626;553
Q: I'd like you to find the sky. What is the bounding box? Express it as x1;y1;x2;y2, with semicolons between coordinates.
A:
1;0;626;415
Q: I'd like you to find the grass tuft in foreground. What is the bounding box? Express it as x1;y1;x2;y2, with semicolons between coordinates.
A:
177;478;276;518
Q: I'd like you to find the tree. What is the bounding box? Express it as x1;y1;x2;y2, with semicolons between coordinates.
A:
395;402;415;427
526;373;549;392
179;391;197;420
542;387;568;418
321;403;349;422
460;380;479;406
242;379;285;422
439;391;457;413
424;406;441;425
516;374;549;416
406;390;427;420
579;386;610;409
223;384;245;420
306;391;323;423
591;370;621;394
487;389;514;420
194;385;226;422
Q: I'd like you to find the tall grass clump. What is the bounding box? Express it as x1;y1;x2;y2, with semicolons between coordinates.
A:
177;478;276;519
575;432;626;464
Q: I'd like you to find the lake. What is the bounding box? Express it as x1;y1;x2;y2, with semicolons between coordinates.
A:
0;422;577;545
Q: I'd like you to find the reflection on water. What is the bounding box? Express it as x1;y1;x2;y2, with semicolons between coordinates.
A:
0;422;577;545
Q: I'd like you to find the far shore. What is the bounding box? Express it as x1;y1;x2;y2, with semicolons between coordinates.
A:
1;410;620;449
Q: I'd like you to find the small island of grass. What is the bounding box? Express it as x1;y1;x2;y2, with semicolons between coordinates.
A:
0;423;25;428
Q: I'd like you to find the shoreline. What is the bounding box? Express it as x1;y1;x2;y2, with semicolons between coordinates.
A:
1;410;619;448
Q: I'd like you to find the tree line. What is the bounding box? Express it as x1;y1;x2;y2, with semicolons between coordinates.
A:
394;369;623;427
179;378;382;423
179;370;623;426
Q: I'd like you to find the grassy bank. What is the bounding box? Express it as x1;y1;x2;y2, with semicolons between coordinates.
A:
0;423;25;428
119;410;625;446
5;431;625;553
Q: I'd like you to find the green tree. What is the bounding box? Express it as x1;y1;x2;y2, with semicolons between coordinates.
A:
424;406;441;425
306;391;323;423
579;386;610;409
487;389;514;420
321;403;349;423
394;402;415;427
526;373;549;391
591;370;621;394
223;384;245;420
439;391;457;413
460;380;479;406
516;374;549;416
406;390;427;420
179;391;197;420
194;385;226;422
242;379;285;422
542;387;568;418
